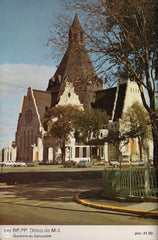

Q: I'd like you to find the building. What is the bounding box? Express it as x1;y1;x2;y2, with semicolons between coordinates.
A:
15;88;52;162
15;14;102;164
93;77;153;162
0;141;17;164
15;13;153;164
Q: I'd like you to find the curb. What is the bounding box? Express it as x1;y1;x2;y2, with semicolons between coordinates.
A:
75;192;158;218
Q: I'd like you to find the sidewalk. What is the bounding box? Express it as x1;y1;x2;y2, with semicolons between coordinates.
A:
75;190;158;218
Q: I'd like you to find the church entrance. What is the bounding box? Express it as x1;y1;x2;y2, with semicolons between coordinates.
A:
35;152;38;161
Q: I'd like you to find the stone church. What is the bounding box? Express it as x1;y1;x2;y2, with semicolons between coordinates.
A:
15;14;153;164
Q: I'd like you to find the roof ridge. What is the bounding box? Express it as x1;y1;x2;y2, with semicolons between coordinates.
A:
33;89;51;94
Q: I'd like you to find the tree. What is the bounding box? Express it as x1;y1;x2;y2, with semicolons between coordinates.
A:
48;0;158;166
42;105;82;164
43;105;108;163
75;108;109;142
74;108;109;159
107;129;124;163
121;102;152;161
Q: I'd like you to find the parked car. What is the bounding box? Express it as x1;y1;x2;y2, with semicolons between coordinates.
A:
94;160;105;166
14;162;26;167
131;160;144;167
0;162;26;167
26;162;38;167
1;162;14;167
109;160;119;168
63;160;77;168
39;161;54;165
77;160;92;168
120;160;130;167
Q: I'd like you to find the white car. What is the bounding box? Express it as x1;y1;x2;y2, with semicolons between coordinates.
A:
109;161;119;168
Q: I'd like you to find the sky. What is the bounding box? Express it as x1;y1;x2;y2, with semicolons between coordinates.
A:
0;0;64;149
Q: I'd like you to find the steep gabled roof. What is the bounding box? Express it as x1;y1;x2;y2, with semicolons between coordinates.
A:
92;87;117;118
47;13;102;106
92;83;127;121
47;13;97;85
32;90;51;119
113;84;127;121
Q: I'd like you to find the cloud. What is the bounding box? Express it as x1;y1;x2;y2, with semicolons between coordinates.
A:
0;63;56;149
0;63;56;90
0;117;17;149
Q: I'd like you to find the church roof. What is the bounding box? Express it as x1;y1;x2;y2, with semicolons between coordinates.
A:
32;90;51;119
92;87;117;118
47;13;102;96
113;84;127;121
52;12;96;82
92;83;127;121
54;45;96;83
71;13;82;29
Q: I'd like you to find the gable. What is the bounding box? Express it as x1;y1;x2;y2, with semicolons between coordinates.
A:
58;81;83;109
16;87;51;135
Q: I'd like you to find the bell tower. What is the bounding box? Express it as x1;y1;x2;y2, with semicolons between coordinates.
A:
68;13;84;46
47;13;103;109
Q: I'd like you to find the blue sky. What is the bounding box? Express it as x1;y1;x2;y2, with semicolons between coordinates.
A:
0;0;61;66
0;0;64;149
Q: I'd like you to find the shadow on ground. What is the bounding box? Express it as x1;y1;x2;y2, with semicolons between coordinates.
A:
0;179;103;203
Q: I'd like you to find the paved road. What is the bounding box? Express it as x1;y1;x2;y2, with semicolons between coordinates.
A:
0;179;157;225
0;164;107;173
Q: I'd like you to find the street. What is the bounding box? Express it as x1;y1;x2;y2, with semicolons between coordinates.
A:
0;178;157;225
0;164;107;173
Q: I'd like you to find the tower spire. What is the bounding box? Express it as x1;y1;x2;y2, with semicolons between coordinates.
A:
69;13;84;46
47;13;103;108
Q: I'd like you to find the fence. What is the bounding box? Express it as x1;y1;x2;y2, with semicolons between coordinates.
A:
102;167;158;198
